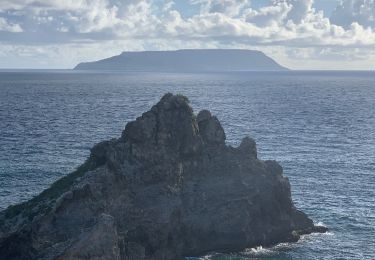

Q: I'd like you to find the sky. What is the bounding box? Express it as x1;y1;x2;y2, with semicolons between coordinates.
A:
0;0;375;70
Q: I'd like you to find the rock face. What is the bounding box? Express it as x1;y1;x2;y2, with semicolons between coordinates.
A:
0;93;326;259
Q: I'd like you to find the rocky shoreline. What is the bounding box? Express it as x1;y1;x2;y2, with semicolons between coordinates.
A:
0;93;327;259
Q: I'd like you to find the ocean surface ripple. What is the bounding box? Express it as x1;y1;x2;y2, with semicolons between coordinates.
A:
0;71;374;259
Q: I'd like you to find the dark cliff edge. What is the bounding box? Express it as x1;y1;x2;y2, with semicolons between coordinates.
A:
74;49;288;71
0;93;325;259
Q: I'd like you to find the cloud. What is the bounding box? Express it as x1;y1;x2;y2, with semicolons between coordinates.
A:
0;17;23;32
285;0;314;23
330;0;375;29
0;0;150;35
192;0;250;16
244;2;291;27
1;0;375;69
2;0;375;47
159;0;375;48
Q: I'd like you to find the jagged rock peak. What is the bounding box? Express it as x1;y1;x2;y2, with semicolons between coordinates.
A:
121;93;202;159
238;136;257;158
197;109;226;145
122;93;196;143
121;93;230;159
122;93;227;147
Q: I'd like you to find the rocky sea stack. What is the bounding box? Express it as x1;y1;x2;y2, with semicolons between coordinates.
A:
0;93;326;259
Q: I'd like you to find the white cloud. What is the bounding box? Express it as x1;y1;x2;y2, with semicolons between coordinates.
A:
0;0;149;34
284;0;314;23
0;17;23;32
192;0;250;16
331;0;375;29
155;0;375;48
0;0;108;11
244;2;291;27
2;0;375;47
1;0;375;69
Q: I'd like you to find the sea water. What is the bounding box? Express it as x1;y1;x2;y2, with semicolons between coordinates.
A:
0;70;374;259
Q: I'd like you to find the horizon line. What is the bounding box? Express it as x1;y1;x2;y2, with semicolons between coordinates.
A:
1;68;375;72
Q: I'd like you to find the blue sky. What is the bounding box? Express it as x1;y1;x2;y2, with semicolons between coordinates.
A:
0;0;375;69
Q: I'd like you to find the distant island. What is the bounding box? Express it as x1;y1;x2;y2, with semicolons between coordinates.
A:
74;49;288;71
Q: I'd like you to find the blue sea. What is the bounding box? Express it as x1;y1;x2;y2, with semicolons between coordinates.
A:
0;70;374;259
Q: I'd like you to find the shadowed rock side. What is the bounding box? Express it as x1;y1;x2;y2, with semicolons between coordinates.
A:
0;94;326;259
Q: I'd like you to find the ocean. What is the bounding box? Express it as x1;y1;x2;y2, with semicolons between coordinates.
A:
0;70;374;259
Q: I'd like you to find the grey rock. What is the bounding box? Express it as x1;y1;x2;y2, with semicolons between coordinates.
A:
238;136;257;158
197;109;226;146
0;93;326;259
58;213;121;260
